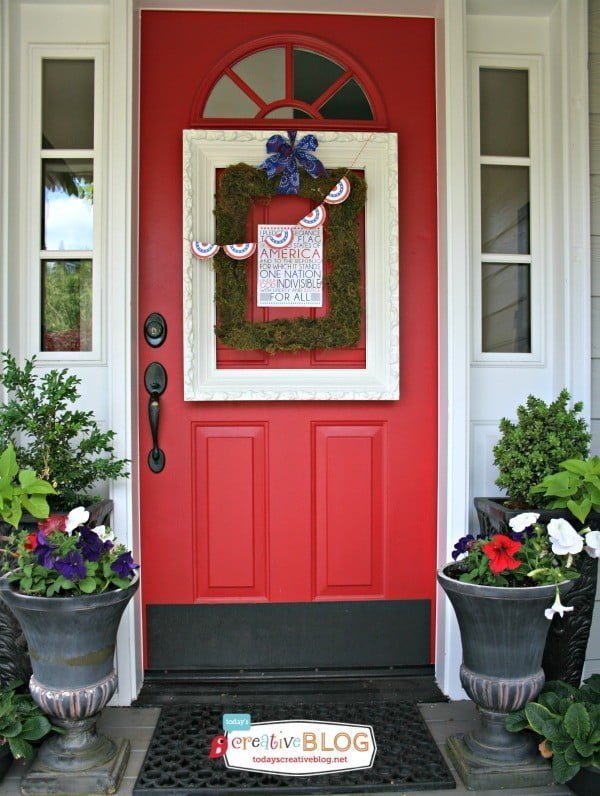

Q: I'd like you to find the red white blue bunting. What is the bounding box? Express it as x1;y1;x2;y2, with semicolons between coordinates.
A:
190;178;350;262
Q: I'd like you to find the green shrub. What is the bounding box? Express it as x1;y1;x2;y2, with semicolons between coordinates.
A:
493;390;590;508
0;352;129;511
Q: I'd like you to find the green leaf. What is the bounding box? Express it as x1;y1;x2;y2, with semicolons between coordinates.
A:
565;702;591;740
552;751;580;784
505;711;530;733
78;577;97;594
567;498;592;524
8;736;34;760
25;480;56;495
573;737;595;758
0;444;18;479
538;692;563;713
21;715;52;741
584;675;600;694
0;718;22;738
524;703;562;739
21;495;50;519
561;459;589;475
18;469;37;488
564;742;583;766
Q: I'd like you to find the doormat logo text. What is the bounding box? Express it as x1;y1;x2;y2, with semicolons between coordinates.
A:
209;718;376;776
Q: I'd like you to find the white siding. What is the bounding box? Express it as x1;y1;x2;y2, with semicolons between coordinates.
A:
586;0;600;681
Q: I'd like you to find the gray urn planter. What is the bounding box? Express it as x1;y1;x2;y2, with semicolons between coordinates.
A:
438;566;572;790
0;571;138;795
474;497;599;686
0;499;114;690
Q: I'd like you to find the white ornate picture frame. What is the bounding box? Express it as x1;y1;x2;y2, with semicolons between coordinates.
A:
183;130;398;401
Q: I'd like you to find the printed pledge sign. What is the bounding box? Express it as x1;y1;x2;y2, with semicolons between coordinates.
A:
257;224;323;307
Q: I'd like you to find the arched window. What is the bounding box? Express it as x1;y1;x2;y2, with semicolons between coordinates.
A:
191;36;384;126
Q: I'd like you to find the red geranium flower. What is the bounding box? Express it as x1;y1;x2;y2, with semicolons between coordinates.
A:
482;534;523;574
24;533;38;551
38;514;67;534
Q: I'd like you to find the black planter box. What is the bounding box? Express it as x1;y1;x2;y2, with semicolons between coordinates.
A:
474;497;599;687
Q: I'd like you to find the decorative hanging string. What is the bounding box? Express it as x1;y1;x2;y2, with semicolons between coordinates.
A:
189;130;373;261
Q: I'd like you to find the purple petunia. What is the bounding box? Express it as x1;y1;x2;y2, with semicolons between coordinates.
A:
33;531;55;569
54;551;87;581
110;552;139;579
452;534;477;561
76;526;112;562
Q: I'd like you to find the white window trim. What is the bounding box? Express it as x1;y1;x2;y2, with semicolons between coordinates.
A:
470;53;545;365
26;43;107;364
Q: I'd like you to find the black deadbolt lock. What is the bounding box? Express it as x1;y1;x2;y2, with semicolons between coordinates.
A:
144;313;167;347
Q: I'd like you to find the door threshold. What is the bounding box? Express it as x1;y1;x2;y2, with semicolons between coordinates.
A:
134;666;446;705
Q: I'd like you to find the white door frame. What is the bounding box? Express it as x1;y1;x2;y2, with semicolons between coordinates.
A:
106;0;589;702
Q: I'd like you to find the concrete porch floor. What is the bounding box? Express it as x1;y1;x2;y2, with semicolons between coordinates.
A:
1;701;572;795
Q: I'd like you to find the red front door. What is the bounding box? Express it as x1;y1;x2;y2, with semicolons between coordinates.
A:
139;10;438;672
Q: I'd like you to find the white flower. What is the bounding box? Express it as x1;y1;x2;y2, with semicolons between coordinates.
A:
547;518;584;556
65;506;90;533
94;524;116;543
584;529;600;558
544;588;575;620
509;512;540;534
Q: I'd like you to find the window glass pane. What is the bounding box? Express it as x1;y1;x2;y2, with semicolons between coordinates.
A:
293;49;345;105
482;263;530;352
264;106;313;119
480;68;529;157
204;75;259;117
481;165;530;254
232;48;285;104
42;60;94;149
41;259;92;352
42;159;93;251
319;78;373;120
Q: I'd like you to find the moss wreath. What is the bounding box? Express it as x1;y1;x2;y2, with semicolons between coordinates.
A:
213;164;367;353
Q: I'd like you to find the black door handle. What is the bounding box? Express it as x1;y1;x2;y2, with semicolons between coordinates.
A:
144;362;167;473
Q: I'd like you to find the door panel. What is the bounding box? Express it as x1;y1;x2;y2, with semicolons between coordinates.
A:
139;10;438;670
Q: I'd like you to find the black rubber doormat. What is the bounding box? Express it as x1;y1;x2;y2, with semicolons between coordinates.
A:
133;702;456;794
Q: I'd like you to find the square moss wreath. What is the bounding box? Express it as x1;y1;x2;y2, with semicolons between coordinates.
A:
213;164;367;353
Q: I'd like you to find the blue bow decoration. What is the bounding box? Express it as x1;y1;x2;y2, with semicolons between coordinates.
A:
257;131;328;195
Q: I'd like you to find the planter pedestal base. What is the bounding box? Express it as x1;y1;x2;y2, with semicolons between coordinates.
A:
20;737;130;795
446;734;554;791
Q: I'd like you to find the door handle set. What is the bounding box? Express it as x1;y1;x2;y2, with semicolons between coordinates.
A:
144;362;167;473
143;313;168;473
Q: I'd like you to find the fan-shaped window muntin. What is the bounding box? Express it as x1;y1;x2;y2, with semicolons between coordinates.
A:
203;45;374;121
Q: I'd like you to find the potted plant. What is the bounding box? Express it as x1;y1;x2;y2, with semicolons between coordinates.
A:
474;390;596;687
0;506;139;794
0;680;55;783
438;512;600;790
0;351;129;513
0;443;55;689
506;674;600;794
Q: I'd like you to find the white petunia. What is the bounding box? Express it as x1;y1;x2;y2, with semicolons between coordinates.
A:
547;518;584;556
509;512;540;534
94;524;116;543
584;529;600;558
544;588;575;620
65;506;90;533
